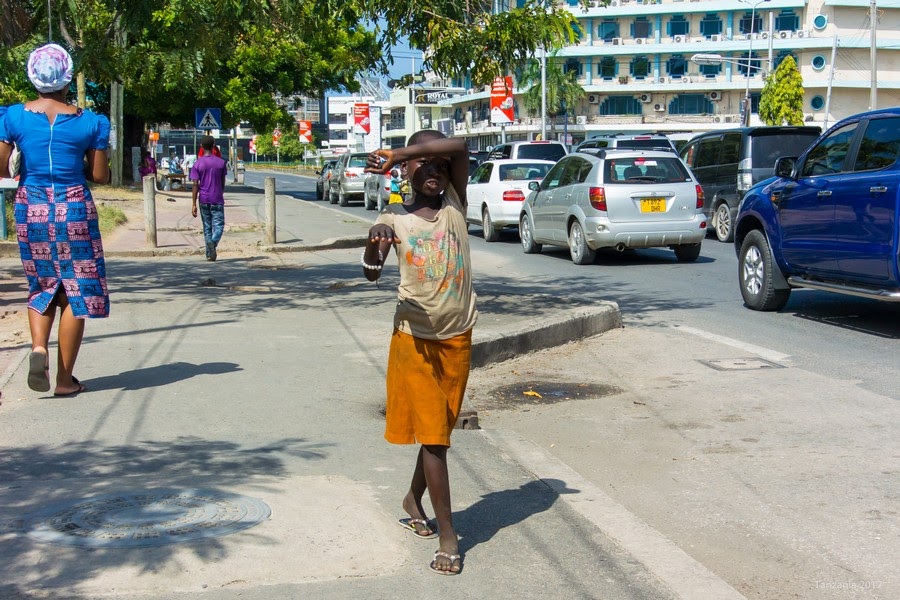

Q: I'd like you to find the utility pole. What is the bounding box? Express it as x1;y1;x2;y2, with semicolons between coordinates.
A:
870;0;878;110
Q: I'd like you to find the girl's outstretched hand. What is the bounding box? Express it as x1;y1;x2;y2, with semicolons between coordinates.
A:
365;149;395;173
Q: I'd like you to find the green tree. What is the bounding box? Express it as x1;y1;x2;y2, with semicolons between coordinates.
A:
517;55;586;134
759;55;805;126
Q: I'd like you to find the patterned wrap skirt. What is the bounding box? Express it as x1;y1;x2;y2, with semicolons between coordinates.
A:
15;184;109;318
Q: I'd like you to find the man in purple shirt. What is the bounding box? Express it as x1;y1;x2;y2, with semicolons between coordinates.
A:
190;135;228;261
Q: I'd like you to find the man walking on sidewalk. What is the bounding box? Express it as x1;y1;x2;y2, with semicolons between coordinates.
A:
190;135;227;261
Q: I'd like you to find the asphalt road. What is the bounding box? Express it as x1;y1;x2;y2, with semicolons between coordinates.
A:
247;169;899;400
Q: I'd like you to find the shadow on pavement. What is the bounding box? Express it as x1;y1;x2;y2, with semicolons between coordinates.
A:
83;361;242;392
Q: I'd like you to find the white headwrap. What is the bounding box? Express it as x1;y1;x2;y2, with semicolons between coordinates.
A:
27;44;74;94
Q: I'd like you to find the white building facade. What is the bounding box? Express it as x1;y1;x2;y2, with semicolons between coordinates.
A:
379;0;900;150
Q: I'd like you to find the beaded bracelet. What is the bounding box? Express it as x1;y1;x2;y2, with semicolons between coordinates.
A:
361;250;384;270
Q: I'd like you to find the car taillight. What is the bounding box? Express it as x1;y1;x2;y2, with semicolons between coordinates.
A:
695;184;704;209
503;190;526;202
589;187;606;211
346;172;358;178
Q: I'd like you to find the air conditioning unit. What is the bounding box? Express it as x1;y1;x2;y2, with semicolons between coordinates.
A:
760;31;769;39
466;88;475;95
636;38;645;44
618;76;629;84
709;91;723;101
658;76;667;84
654;103;665;112
779;31;789;39
640;93;652;103
713;116;722;123
710;34;722;42
724;116;734;123
587;94;600;104
611;38;623;45
744;33;753;40
576;115;588;125
797;30;810;38
680;75;691;83
674;35;684;43
610;0;618;5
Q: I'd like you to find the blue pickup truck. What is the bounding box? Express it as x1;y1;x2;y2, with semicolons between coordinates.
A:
734;108;900;311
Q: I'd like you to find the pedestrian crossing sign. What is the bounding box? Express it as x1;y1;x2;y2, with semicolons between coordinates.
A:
195;108;222;130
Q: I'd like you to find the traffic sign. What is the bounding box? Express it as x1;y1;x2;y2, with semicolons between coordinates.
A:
195;108;222;130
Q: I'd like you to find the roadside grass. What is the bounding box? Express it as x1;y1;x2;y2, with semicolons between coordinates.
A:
3;189;130;240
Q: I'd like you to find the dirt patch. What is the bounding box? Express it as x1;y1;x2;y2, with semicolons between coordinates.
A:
472;380;622;410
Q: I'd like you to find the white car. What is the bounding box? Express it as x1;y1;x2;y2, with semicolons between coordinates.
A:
466;159;555;242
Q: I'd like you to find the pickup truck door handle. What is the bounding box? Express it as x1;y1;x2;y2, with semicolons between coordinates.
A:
870;186;888;193
817;190;832;197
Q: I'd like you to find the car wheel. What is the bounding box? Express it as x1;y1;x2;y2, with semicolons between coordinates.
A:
714;202;734;243
339;188;349;207
364;188;375;210
316;183;323;201
739;229;791;311
377;195;385;212
482;207;500;242
329;185;338;204
519;214;542;254
568;221;596;265
674;243;702;262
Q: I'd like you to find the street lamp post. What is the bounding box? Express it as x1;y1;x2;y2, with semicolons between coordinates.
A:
739;0;771;126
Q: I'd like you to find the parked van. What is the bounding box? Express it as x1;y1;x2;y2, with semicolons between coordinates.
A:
679;126;820;242
486;140;567;162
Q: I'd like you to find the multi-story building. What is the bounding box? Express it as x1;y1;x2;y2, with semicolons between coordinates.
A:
380;0;900;151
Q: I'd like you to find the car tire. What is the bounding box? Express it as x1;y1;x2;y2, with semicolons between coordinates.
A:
739;229;791;311
674;243;702;262
714;202;734;243
316;184;323;201
519;214;542;254
364;188;375;210
569;221;596;265
339;188;349;207
482;208;500;242
329;185;338;204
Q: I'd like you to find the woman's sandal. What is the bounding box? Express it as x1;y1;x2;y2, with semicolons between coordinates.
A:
398;517;438;539
27;350;50;392
54;377;86;398
429;550;462;576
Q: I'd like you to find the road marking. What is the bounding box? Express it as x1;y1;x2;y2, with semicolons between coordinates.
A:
481;429;748;600
672;325;791;362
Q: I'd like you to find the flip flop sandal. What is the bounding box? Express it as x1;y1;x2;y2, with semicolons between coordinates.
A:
398;518;438;539
27;351;50;392
54;377;86;398
429;550;462;576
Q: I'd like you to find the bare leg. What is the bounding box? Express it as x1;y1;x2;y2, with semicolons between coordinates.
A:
26;302;56;391
422;444;461;574
54;294;85;395
401;447;435;536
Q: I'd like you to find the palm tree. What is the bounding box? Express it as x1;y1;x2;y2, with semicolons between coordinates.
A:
517;53;586;137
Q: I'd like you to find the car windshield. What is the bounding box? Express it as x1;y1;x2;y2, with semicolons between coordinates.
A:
606;157;692;183
517;145;566;161
751;133;821;168
616;139;674;150
498;163;553;181
348;155;368;168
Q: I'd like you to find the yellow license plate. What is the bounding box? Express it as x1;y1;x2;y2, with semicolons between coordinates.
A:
640;198;666;213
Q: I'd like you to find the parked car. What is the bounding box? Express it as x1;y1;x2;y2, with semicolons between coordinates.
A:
329;152;368;206
575;134;676;154
519;150;707;264
734;108;900;311
363;170;392;211
486;140;567;162
316;160;337;200
679;126;821;243
466;159;556;241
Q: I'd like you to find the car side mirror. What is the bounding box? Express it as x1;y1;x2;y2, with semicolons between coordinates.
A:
774;157;797;178
528;181;540;192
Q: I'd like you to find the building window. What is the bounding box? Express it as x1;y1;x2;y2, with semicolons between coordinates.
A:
599;96;643;116
599;20;619;42
598;57;617;79
630;56;650;79
700;63;721;78
737;52;763;77
738;12;763;35
667;15;689;37
632;17;652;39
811;55;826;71
775;10;799;32
813;14;828;30
668;94;714;115
667;55;688;77
699;14;722;37
565;59;583;77
573;21;585;42
811;95;825;110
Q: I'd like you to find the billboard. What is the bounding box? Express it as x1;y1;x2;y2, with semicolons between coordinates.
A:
298;120;312;144
490;76;515;125
353;103;371;135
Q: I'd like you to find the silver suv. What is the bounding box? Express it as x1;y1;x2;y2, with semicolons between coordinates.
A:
329;152;368;206
575;134;676;154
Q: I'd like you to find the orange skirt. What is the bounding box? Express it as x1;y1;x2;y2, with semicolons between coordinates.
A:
384;328;473;446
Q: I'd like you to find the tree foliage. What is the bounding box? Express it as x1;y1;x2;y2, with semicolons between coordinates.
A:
517;55;586;126
759;55;805;126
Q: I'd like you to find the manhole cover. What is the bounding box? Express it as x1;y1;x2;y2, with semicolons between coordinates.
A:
699;358;785;371
481;381;621;410
25;489;271;548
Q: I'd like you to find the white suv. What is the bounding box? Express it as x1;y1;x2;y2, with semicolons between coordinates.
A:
486;141;567;162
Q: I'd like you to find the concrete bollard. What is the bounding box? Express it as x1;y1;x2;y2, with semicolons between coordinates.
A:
264;176;276;245
143;175;157;248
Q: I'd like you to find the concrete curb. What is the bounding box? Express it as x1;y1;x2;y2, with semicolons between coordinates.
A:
259;235;368;253
471;302;622;368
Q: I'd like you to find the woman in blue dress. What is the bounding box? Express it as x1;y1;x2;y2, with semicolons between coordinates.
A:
0;44;110;397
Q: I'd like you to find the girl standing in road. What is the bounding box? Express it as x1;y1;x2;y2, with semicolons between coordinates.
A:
0;43;110;397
